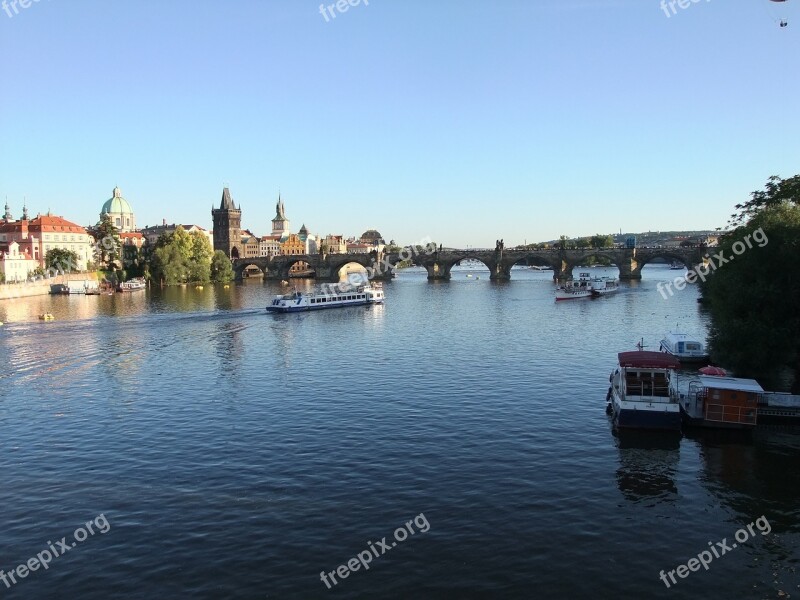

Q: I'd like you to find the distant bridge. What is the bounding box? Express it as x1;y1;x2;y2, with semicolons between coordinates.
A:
232;246;709;282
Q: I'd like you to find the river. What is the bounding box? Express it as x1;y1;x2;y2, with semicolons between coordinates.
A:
0;265;797;599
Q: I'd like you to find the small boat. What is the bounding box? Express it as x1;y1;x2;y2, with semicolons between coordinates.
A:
267;283;384;313
38;313;55;321
669;261;684;270
680;376;760;428
608;350;682;431
118;277;146;292
659;332;709;363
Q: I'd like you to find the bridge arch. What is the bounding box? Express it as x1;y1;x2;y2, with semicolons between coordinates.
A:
232;259;268;280
635;251;695;271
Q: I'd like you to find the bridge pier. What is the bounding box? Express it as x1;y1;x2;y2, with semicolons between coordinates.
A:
617;250;642;280
554;260;574;282
425;262;449;280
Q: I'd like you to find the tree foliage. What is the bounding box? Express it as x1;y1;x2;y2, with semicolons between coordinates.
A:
702;176;800;392
93;214;122;268
45;248;79;272
210;250;234;283
151;227;216;285
730;174;800;226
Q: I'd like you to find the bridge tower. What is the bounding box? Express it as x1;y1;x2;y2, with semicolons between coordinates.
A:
212;187;242;259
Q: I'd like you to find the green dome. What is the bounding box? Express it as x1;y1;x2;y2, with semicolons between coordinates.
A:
101;187;133;215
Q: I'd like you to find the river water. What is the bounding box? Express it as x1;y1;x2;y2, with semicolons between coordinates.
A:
0;265;797;599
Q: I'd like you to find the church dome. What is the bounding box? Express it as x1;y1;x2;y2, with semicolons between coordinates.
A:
101;187;133;215
100;186;136;232
360;229;384;243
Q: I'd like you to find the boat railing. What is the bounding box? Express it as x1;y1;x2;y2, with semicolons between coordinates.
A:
704;403;757;425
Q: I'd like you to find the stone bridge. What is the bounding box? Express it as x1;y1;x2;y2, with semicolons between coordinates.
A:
232;252;402;281
233;245;708;282
403;246;709;281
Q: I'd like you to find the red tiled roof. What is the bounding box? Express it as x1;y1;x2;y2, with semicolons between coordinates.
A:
29;215;88;233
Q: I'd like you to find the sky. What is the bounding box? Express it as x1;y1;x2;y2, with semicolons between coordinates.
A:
0;0;798;248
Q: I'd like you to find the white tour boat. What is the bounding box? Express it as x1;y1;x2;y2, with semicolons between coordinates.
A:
555;272;618;301
659;332;709;363
266;283;384;313
118;277;147;292
607;351;682;431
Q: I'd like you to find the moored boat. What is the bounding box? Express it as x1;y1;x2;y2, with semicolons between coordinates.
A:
659;332;709;363
680;375;760;428
266;283;384;313
608;351;682;431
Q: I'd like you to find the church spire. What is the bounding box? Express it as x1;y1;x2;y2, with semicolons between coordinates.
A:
3;197;11;221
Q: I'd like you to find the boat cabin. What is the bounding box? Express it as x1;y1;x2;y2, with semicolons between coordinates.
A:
686;375;762;426
614;351;680;401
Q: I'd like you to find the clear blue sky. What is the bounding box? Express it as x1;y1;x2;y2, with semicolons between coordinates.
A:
1;0;797;247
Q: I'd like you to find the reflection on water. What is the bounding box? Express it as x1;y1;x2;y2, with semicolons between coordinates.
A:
614;428;680;504
0;266;797;599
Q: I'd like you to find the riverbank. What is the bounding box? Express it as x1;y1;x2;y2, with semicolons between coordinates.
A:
0;273;99;300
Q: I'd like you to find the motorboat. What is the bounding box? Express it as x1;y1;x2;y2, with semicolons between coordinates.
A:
608;351;682;431
659;332;709;363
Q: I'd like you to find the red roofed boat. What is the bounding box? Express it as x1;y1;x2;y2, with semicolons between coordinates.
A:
608;351;681;432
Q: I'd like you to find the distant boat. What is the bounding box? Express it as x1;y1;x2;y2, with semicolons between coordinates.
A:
659;332;709;363
669;261;683;270
118;277;146;292
555;273;618;301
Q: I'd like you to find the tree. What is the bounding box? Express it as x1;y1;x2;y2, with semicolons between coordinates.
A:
211;250;234;283
731;174;800;226
701;175;800;392
45;248;79;272
188;231;213;283
590;234;614;249
93;214;121;269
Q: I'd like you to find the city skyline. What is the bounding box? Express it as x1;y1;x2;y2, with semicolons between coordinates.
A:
1;0;797;247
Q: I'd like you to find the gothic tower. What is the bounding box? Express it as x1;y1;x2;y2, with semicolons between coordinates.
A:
212;187;242;259
271;194;289;238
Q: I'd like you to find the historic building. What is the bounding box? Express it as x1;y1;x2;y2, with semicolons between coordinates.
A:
0;241;38;281
0;209;94;270
100;186;136;233
271;195;290;239
212;187;242;259
323;235;347;254
280;233;305;256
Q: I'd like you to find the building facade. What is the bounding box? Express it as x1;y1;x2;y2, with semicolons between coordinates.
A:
0;211;94;270
0;241;39;281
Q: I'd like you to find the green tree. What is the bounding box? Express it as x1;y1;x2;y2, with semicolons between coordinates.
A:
211;250;234;283
188;231;213;283
590;234;614;248
45;248;79;272
93;214;121;268
701;175;800;392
